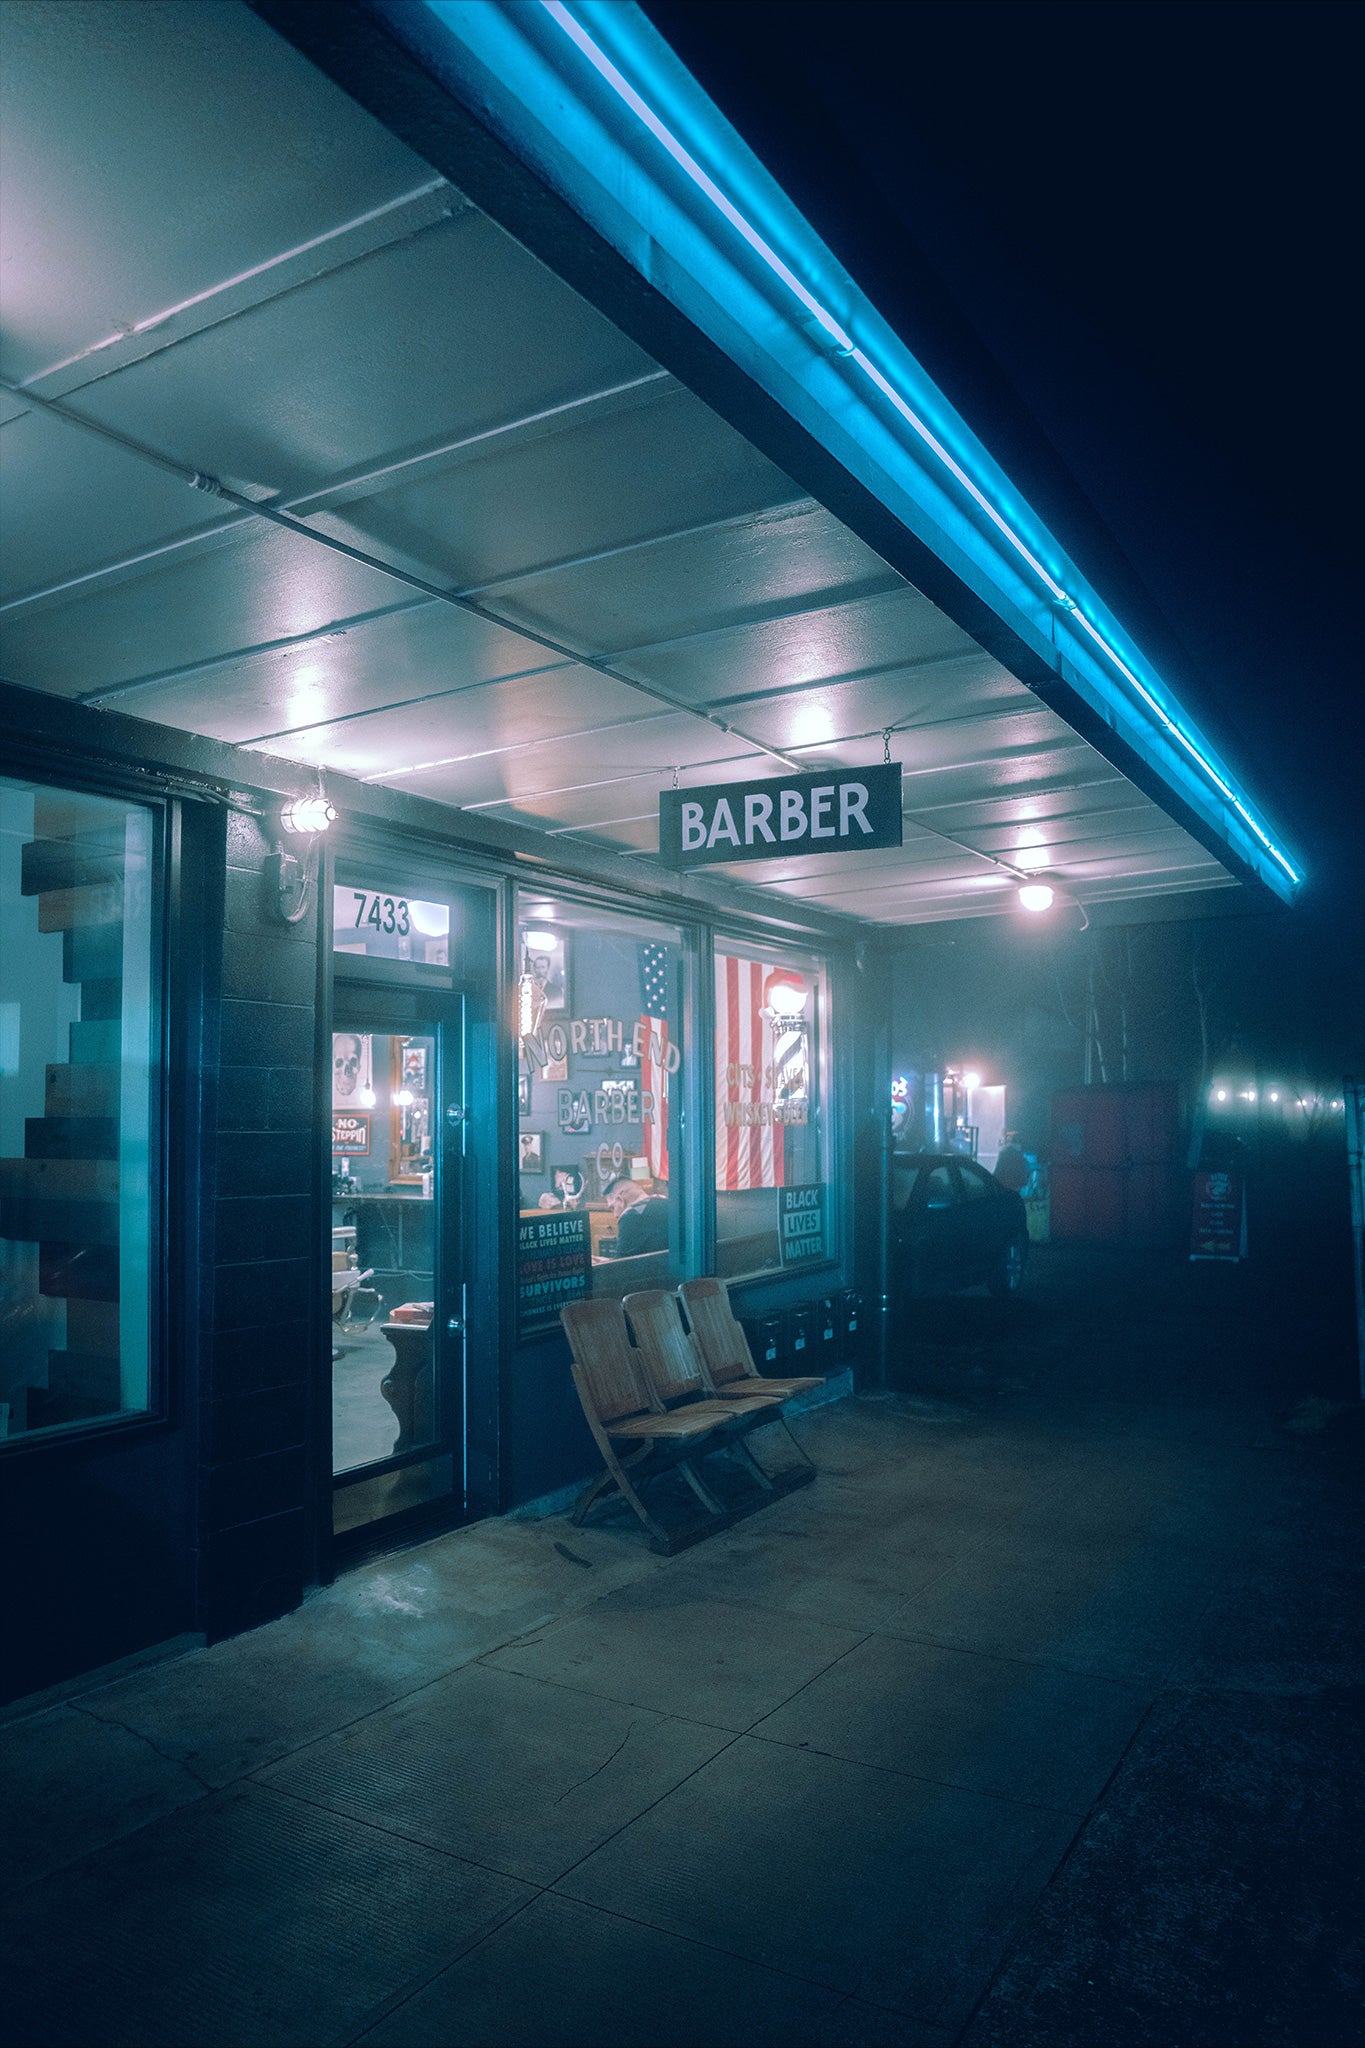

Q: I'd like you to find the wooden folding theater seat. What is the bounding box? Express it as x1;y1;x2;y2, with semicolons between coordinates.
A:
677;1277;827;1402
560;1296;741;1550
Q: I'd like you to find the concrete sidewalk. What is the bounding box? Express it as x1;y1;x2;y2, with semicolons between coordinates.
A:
2;1248;1361;2047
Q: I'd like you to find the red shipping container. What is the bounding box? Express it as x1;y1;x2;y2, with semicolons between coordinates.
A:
1050;1085;1181;1244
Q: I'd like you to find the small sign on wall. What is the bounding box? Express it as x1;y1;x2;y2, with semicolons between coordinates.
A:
332;1112;371;1155
1190;1170;1245;1260
660;763;902;868
517;1210;591;1322
779;1183;827;1266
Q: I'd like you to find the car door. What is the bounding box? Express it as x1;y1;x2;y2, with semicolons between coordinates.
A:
912;1163;963;1292
950;1161;1000;1285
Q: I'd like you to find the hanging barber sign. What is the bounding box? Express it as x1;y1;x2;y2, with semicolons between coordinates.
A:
660;762;902;869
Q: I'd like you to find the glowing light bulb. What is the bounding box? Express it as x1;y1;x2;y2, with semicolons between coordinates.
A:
280;795;335;834
1017;882;1055;913
409;900;449;938
523;930;558;951
961;1070;982;1092
1214;1088;1229;1103
766;980;808;1017
393;1089;414;1108
357;1086;376;1108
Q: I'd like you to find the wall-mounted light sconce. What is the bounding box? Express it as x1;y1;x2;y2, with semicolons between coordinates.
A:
280;794;336;835
269;780;333;923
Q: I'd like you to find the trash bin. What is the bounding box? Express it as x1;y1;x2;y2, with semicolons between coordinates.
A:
786;1303;816;1363
838;1289;864;1361
743;1312;786;1371
814;1295;841;1363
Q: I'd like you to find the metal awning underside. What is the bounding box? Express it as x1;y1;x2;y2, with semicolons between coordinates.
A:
0;2;1295;926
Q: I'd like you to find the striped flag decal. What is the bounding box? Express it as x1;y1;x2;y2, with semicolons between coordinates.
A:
639;941;670;1180
716;953;785;1190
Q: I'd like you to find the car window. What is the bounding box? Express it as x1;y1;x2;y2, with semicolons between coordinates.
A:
956;1164;993;1202
923;1166;956;1210
891;1163;922;1212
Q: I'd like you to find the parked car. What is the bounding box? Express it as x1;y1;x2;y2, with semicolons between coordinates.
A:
892;1152;1028;1298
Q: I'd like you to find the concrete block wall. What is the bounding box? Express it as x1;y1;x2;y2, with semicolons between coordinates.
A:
199;808;322;1639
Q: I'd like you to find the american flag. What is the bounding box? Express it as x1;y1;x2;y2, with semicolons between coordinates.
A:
716;953;784;1191
639;941;670;1180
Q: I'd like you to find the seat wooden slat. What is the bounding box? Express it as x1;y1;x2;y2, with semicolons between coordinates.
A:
561;1296;735;1549
623;1289;777;1426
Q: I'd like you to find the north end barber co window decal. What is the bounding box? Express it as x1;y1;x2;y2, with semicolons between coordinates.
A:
659;763;902;868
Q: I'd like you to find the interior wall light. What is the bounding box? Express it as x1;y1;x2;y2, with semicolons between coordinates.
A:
764;971;809;1018
538;0;1302;893
409;900;450;939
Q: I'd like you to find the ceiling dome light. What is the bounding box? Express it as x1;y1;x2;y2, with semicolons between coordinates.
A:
523;929;559;951
409;900;450;938
1017;882;1055;913
280;795;336;834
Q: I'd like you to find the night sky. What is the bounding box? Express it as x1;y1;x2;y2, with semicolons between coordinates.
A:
643;0;1363;1072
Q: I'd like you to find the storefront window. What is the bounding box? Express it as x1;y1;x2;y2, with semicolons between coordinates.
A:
515;895;686;1326
0;776;157;1442
714;939;830;1280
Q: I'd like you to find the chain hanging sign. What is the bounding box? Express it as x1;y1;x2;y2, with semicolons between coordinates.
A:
660;762;902;868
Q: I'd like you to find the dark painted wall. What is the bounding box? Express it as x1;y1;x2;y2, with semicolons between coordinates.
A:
197;807;323;1640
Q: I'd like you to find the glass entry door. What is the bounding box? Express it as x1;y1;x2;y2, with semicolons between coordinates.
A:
330;986;464;1541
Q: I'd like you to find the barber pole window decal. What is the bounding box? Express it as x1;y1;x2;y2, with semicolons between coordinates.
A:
717;955;784;1190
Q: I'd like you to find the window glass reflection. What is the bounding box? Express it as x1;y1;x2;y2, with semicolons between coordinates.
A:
515;896;685;1324
714;940;831;1279
0;776;156;1443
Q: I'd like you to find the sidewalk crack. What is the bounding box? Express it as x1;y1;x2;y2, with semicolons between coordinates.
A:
69;1702;215;1792
554;1725;632;1803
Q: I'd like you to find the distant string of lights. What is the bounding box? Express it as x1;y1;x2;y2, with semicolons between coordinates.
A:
1210;1085;1344;1114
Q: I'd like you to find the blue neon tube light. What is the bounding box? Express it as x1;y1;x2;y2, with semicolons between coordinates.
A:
539;0;1301;890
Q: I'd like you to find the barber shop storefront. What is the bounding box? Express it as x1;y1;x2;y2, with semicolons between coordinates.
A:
316;824;853;1557
2;1;1298;1705
1;740;866;1703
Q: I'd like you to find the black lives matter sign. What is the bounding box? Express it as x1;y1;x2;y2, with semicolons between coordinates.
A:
779;1184;827;1266
517;1210;591;1323
660;763;902;869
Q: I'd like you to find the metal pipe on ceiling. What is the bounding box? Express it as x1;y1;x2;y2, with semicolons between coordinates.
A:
0;374;804;774
0;370;674;622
